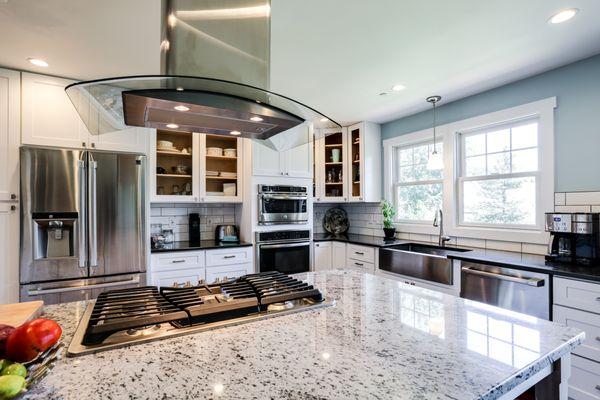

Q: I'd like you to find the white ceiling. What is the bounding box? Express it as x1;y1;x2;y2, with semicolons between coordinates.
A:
1;0;599;125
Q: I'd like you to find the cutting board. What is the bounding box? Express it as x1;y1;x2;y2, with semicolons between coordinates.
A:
0;301;44;327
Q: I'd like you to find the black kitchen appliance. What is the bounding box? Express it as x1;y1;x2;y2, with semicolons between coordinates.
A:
189;213;200;244
215;225;240;243
256;230;310;274
545;212;600;265
66;271;333;356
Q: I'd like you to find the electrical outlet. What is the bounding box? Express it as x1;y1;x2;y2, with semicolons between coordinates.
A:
169;217;176;228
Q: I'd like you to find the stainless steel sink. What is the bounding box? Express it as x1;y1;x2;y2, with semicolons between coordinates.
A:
379;243;472;286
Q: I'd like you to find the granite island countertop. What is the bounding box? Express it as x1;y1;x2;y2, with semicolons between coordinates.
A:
26;270;583;400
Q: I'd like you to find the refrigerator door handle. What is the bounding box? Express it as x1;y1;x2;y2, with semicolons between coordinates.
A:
27;276;141;295
77;157;87;269
88;156;98;268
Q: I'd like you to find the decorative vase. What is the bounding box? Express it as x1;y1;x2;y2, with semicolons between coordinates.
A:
383;227;396;239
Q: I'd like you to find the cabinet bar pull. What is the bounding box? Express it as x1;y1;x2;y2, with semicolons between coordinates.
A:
595;385;600;391
355;251;364;255
355;262;363;266
223;255;236;259
171;259;186;263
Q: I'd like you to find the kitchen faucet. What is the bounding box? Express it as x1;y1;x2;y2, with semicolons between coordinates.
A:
433;209;451;247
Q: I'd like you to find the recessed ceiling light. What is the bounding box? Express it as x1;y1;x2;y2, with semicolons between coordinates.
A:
166;123;179;129
28;58;48;67
174;105;189;112
250;116;263;122
549;8;578;24
176;87;184;91
391;84;406;92
230;130;241;136
320;118;328;122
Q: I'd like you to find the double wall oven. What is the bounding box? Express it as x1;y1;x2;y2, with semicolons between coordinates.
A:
257;185;308;225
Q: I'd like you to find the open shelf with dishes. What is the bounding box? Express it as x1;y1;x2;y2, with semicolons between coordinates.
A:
154;130;196;200
321;130;347;201
350;127;361;199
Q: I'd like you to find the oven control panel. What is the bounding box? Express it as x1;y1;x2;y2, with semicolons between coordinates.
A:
257;230;310;242
258;185;307;194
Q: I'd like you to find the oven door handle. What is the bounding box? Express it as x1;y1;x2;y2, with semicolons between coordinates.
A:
259;194;307;200
461;267;545;287
259;242;310;250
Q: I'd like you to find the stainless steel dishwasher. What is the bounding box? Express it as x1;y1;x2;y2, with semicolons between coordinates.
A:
460;262;551;320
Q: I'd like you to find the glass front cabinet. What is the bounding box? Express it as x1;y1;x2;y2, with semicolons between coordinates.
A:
314;122;381;203
150;130;243;203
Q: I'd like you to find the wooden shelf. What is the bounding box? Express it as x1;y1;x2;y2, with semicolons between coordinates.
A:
353;181;361;184
325;162;343;165
353;159;360;163
325;144;343;148
206;176;237;181
206;155;237;160
325;182;343;185
157;174;192;178
157;151;191;157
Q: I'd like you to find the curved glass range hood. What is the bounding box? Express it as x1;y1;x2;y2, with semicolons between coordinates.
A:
65;0;341;152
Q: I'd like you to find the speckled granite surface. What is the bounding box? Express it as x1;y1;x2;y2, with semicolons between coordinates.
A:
25;270;583;400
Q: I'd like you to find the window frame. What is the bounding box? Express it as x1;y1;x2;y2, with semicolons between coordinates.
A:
456;117;542;231
383;97;556;244
393;140;444;224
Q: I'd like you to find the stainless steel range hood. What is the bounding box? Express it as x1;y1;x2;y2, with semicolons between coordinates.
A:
65;0;340;151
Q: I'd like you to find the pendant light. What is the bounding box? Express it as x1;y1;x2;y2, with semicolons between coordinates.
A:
426;95;443;170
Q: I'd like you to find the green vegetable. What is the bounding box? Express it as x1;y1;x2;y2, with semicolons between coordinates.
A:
0;363;9;375
0;375;26;400
1;363;26;378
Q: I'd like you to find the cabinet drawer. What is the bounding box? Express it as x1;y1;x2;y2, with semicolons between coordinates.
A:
348;260;375;274
554;305;600;362
206;263;253;284
346;244;375;263
570;355;600;400
151;268;206;288
205;247;252;267
151;251;205;272
554;277;600;314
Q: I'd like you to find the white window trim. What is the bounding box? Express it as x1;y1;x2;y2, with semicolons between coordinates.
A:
383;97;556;244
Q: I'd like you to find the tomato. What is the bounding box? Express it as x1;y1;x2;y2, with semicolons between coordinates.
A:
5;319;62;363
0;325;15;359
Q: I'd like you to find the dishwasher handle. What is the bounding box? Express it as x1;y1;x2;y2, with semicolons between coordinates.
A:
461;266;545;287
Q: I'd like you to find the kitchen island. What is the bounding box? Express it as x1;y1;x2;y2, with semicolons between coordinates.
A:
26;270;583;400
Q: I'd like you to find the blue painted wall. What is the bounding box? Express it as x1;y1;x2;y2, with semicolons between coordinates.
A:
381;53;600;192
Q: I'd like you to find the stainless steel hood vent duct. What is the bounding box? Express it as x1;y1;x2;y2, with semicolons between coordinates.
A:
65;0;340;151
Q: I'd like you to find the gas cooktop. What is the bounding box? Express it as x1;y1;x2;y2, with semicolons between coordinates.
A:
67;271;333;357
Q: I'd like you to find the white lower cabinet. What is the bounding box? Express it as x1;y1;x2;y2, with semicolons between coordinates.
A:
153;269;206;288
0;203;19;304
332;242;346;269
150;250;206;287
313;242;332;271
205;247;253;284
553;277;600;399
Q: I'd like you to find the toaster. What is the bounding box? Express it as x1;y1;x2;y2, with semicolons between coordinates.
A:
215;225;240;243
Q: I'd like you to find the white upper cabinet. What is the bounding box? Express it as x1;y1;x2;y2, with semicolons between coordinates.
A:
314;128;348;202
21;72;89;149
252;124;312;178
0;68;20;202
21;72;147;153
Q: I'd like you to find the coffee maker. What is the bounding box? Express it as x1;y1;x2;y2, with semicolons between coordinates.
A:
545;213;600;265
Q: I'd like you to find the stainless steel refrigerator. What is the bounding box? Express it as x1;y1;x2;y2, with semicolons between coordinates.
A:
19;147;146;304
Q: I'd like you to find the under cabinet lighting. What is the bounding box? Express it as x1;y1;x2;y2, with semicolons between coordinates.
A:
230;130;241;136
28;58;48;67
549;8;578;24
166;123;179;129
250;116;263;122
174;105;190;112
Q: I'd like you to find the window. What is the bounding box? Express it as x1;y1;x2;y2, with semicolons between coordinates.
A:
394;141;443;221
459;119;539;227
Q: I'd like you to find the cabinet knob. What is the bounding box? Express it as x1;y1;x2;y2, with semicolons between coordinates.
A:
285;172;289;176
10;205;16;211
280;172;284;175
82;142;86;147
91;143;96;148
10;193;16;200
359;197;363;201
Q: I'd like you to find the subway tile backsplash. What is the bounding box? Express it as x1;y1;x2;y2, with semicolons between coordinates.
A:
150;203;236;242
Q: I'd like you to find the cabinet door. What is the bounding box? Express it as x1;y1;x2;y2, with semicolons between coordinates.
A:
313;242;332;271
0;203;19;304
206;264;252;284
21;72;89;148
151;268;206;288
0;68;19;202
320;128;348;202
252;140;283;176
201;135;243;203
332;242;346;269
347;123;364;201
283;125;312;178
92;127;149;153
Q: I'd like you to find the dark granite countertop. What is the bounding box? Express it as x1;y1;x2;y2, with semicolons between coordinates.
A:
312;233;405;247
446;248;600;283
151;240;252;253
